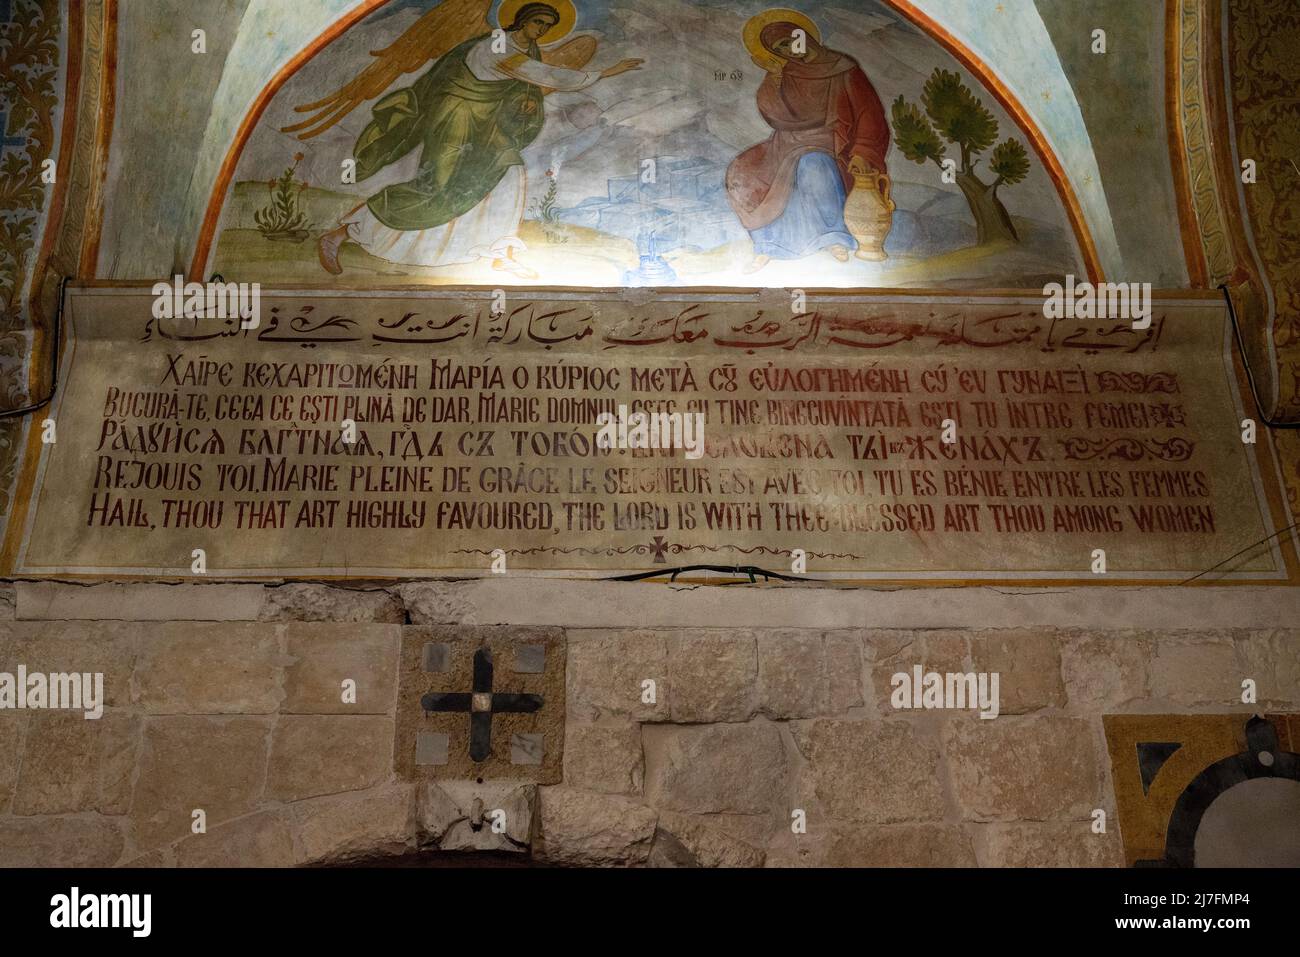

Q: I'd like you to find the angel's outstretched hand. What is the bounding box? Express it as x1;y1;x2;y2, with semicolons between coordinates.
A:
601;58;645;79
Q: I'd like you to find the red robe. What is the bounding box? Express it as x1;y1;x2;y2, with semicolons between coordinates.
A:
726;52;890;232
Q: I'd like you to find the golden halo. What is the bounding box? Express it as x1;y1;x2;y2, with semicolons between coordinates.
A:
496;0;578;43
743;8;821;74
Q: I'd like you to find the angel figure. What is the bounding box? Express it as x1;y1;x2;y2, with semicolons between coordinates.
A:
288;0;642;278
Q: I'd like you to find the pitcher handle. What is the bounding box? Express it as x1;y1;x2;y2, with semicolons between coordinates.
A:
876;172;895;212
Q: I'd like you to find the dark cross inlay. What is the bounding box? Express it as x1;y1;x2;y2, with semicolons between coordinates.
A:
0;108;27;159
650;535;669;563
421;648;542;761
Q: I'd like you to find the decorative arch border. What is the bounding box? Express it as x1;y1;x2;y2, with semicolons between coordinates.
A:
187;0;1104;282
1169;0;1300;425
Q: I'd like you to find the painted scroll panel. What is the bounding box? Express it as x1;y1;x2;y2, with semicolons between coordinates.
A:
10;287;1284;582
209;0;1087;289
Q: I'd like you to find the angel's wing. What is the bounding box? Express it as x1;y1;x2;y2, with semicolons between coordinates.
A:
283;0;493;140
543;35;597;71
537;35;598;95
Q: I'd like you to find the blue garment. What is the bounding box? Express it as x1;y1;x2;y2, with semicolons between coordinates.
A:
750;151;857;259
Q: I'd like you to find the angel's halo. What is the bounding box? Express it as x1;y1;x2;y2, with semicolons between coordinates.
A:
495;0;579;43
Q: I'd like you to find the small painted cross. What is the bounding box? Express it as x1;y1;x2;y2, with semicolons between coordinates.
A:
421;648;542;761
650;535;669;563
0;108;27;159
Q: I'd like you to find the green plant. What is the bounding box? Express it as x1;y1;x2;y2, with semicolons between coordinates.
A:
891;69;1030;244
254;153;313;241
529;168;568;244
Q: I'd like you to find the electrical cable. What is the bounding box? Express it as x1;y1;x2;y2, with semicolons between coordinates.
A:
1219;282;1300;429
0;276;69;420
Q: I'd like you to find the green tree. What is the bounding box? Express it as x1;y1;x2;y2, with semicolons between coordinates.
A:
891;69;1030;245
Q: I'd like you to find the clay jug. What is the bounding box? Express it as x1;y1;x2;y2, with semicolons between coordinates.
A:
844;170;895;262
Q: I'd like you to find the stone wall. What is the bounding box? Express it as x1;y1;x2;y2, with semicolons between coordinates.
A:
1;580;1297;867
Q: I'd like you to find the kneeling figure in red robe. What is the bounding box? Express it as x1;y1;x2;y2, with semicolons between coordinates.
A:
726;22;891;273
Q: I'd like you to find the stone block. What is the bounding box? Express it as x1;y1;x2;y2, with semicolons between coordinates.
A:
0;816;124;867
1148;637;1238;706
757;631;822;719
917;632;970;672
649;811;765;867
535;786;657;866
566;630;668;722
867;631;969;715
944;715;1104;821
282;623;400;714
3;621;137;707
968;630;1065;713
175;811;296;867
15;582;264;621
266;715;392;802
646;722;788;815
130;716;271;849
562;722;643;795
292;784;416;864
13;711;139;815
792;719;945;823
825;630;865;713
976;821;1123;867
419;780;534;851
667;631;756;722
260;584;404;623
134;622;282;714
861;631;913;665
696;812;780;852
758;629;866;720
0;713;25;813
823;824;976;867
1060;632;1153;712
396;582;475;626
1235;630;1300;706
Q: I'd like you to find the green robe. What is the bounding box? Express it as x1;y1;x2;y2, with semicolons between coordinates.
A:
355;34;546;231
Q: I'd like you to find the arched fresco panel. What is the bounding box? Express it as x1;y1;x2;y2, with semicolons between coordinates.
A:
205;0;1089;289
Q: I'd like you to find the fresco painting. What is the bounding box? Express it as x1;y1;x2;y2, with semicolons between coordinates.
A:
210;0;1086;288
